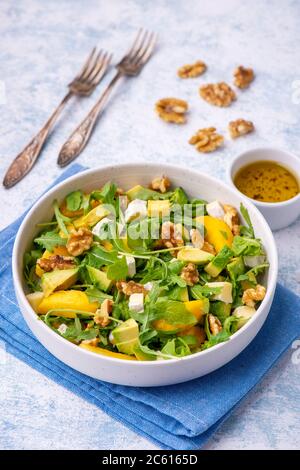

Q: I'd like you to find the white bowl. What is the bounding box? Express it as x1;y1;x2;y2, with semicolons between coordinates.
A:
228;147;300;231
13;163;278;387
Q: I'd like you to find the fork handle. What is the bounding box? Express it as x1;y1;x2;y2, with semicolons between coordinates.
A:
58;72;123;167
3;92;73;188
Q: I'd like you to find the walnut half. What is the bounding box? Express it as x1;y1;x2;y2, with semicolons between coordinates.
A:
199;82;236;107
155;98;188;124
208;314;223;335
180;263;199;286
189;127;224;153
150;176;171;193
66;227;93;256
116;280;148;296
233;66;254;89
242;284;266;307
37;255;75;272
223;204;240;235
229;119;254;138
177;60;207;78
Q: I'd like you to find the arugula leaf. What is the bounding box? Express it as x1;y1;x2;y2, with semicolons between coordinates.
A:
66;190;83;212
237;263;269;283
161;338;191;357
190;285;221;299
107;256;128;281
83;246;117;269
170;187;189;206
85;287;113;303
201;330;230;350
113;300;131;321
232;236;262;256
139;329;158;345
91;182;117;205
126;186;172;201
23;250;42;291
153;299;196;327
240;203;255;238
34;231;67;251
53;200;71;236
223;316;239;334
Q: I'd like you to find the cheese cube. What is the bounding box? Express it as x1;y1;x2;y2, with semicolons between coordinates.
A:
92;217;114;238
128;293;144;313
58;324;68;335
125;199;147;223
206;200;225;219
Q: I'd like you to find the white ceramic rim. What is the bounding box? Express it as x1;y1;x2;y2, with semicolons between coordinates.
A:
228;146;300;208
12;162;278;367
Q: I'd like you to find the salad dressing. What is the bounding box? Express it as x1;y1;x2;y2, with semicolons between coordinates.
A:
234;160;299;203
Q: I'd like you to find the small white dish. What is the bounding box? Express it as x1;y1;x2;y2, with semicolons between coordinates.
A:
228;147;300;231
13;163;278;387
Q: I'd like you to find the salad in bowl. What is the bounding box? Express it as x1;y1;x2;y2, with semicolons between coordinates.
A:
24;175;269;362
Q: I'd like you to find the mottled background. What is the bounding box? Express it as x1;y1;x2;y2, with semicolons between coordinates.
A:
0;0;299;450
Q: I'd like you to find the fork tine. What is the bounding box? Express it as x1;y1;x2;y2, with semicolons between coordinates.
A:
84;49;106;83
88;52;112;86
80;48;103;81
132;30;153;65
129;29;149;60
74;47;97;82
135;32;157;67
124;28;143;59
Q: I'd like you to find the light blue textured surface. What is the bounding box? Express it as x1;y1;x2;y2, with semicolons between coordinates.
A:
0;0;299;450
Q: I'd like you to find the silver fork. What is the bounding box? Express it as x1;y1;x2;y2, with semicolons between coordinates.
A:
3;48;112;188
57;29;157;167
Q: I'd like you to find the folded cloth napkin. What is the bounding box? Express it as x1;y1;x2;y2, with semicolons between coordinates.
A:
1;164;300;450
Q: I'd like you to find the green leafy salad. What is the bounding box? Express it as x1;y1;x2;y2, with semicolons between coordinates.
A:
24;176;269;361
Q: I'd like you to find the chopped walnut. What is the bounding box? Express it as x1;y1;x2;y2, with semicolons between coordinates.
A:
199;82;236;107
177;60;207;78
180;263;199;286
81;338;99;347
94;299;113;327
189;127;224;153
37;255;75;272
223;204;240;235
160;221;184;256
208;314;223;335
116;280;148;296
229;119;254;138
242;284;266;307
155;98;188;124
190;228;204;249
202;241;216;255
66;227;93;256
233;66;254;89
150;176;171;193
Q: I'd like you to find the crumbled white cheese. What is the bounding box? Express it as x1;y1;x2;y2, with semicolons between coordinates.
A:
125;199;147;223
143;282;153;291
206;281;233;303
206;200;225;219
243;255;266;268
58;324;68;335
118;255;136;277
92;216;114;238
128;293;144;313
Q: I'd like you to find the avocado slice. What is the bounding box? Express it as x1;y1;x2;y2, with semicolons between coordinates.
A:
134;344;156;361
26;291;44;312
205;246;234;277
177;247;213;265
111;319;139;355
87;266;112;292
233;306;256;329
210;301;232;324
41;268;78;297
168;286;189;302
227;256;245;281
73;205;110;228
127;185;165;201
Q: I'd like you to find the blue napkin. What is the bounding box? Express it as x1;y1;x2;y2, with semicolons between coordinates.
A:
1;164;300;450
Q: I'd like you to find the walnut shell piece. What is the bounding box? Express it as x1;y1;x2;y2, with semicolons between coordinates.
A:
150;176;171;193
66;227;93;256
189;127;224;153
37;255;75;272
242;284;266;307
199;82;236;107
177;60;207;78
233;66;254;89
180;263;199;286
229;118;254;138
155;98;188;124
